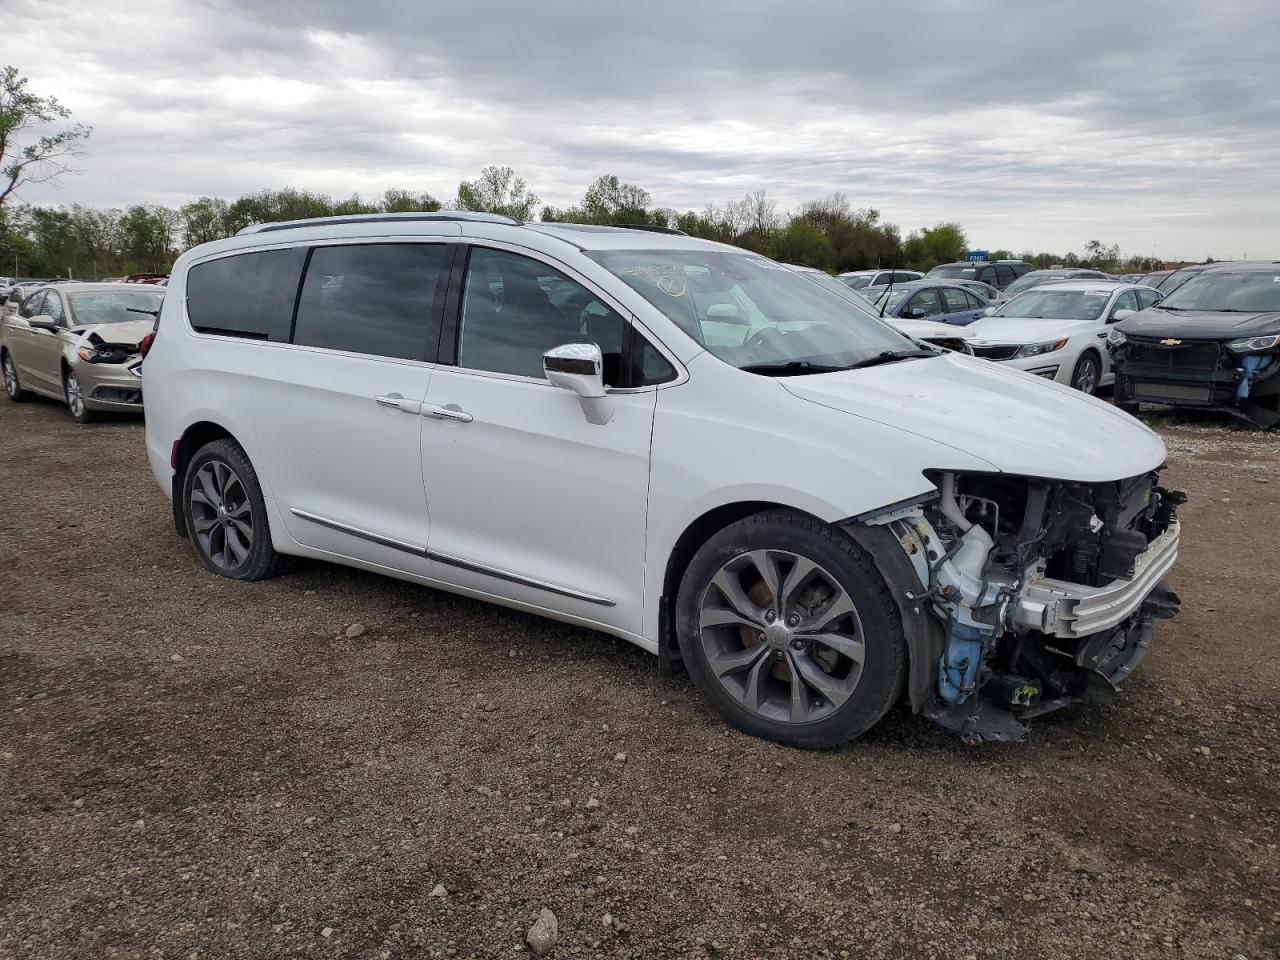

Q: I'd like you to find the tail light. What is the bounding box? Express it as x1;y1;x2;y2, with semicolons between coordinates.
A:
139;332;156;357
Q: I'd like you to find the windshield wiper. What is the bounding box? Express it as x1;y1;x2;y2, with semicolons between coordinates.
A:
127;307;160;317
739;360;851;377
841;348;938;371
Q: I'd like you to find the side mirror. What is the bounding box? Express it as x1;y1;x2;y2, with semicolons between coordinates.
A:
705;303;748;325
28;315;58;332
1110;309;1135;323
543;342;612;425
903;308;924;320
982;306;996;316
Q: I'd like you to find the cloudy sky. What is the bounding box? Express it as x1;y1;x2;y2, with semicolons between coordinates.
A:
8;0;1280;259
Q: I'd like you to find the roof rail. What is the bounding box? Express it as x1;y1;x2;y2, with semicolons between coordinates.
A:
611;223;689;236
237;210;522;236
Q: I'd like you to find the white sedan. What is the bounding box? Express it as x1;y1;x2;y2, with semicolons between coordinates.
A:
964;281;1162;393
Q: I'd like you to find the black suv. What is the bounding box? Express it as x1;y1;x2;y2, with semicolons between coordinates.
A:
926;260;1033;290
1110;261;1280;428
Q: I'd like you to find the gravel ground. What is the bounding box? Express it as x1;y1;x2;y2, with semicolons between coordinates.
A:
1;396;1278;960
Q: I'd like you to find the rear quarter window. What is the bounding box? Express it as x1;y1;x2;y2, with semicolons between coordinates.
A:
185;248;307;340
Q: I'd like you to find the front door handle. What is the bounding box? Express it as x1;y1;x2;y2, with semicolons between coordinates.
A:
424;403;473;423
374;394;423;415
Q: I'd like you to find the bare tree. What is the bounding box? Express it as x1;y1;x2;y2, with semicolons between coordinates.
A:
0;66;92;208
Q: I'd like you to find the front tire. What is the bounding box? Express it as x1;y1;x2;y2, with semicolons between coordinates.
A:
182;438;291;581
676;510;907;748
1070;351;1101;395
64;368;99;422
2;351;30;402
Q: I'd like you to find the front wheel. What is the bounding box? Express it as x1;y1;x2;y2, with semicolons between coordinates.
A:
676;510;907;748
64;368;99;422
1070;352;1101;395
182;438;292;581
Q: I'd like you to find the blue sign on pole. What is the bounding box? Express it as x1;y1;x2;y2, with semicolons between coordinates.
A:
965;250;989;262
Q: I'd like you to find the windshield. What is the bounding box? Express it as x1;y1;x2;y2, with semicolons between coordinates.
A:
590;250;916;371
1157;268;1203;293
68;290;164;325
1003;272;1069;297
1159;273;1280;312
839;274;872;289
927;264;977;279
995;289;1110;320
872;288;912;313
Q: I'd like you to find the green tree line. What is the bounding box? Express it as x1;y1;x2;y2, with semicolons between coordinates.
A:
0;166;1161;280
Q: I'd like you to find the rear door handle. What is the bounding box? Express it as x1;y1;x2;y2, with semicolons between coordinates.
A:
423;403;473;423
374;394;423;415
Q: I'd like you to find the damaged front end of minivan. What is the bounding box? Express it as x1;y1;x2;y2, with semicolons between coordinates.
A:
849;470;1183;743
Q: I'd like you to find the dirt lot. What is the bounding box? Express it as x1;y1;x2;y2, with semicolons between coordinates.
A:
1;395;1278;960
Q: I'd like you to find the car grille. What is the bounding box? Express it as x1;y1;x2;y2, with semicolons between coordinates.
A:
926;337;970;353
1127;339;1221;373
1129;381;1214;403
972;345;1019;360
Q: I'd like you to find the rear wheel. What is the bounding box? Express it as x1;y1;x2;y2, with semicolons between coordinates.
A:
676;510;906;748
64;368;98;422
182;438;291;581
1070;351;1101;395
2;351;30;402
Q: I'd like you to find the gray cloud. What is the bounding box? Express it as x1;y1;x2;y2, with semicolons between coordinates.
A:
8;0;1280;258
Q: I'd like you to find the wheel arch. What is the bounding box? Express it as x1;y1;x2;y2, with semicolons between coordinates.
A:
169;420;241;538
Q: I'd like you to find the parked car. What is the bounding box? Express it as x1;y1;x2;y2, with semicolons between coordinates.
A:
1000;268;1111;301
142;211;1181;747
964;281;1163;394
949;278;1001;303
835;269;922;294
868;280;991;326
787;266;974;353
925;260;1033;290
1138;270;1175;289
1110;261;1280;428
1;282;162;421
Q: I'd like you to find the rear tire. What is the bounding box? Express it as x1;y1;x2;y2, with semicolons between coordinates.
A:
676;510;907;748
3;351;30;402
182;438;292;581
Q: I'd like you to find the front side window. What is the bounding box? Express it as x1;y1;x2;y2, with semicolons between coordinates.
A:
42;293;65;324
293;243;447;360
591;250;915;372
457;247;627;381
908;288;945;317
19;292;46;319
941;288;970;313
1108;290;1138;319
1159;272;1280;312
67;290;163;325
995;265;1015;286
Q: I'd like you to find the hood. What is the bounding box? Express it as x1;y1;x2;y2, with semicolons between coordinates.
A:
779;352;1167;483
1116;306;1280;341
72;320;153;347
963;316;1095;345
888;317;975;340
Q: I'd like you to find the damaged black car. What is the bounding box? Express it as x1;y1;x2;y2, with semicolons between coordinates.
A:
1109;261;1280;428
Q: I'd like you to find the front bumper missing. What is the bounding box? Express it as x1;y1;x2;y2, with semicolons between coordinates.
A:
1012;520;1180;639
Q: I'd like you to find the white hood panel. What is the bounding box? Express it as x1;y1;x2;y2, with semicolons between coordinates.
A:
964;316;1096;345
780;353;1167;483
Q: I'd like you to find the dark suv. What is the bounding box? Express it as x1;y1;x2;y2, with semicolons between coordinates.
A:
1110;261;1280;428
926;260;1033;291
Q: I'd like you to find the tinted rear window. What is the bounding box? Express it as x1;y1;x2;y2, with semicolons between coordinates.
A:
292;243;448;360
186;249;305;340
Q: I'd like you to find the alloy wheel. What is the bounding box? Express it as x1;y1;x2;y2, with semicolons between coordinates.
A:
697;549;866;724
65;372;85;417
1073;355;1099;394
2;355;16;398
189;460;254;570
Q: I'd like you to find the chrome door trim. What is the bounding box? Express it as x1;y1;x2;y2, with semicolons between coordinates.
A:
291;508;428;556
290;508;615;607
428;549;616;607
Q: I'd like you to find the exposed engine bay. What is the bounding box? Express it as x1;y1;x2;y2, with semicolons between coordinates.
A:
878;470;1183;743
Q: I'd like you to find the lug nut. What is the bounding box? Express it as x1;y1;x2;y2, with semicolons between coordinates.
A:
787;615;800;627
765;610;776;623
791;639;805;650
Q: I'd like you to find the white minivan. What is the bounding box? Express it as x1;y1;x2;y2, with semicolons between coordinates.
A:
142;213;1182;746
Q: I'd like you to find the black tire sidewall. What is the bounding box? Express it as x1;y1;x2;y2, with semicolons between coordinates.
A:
181;439;280;581
1071;351;1100;394
676;511;907;748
